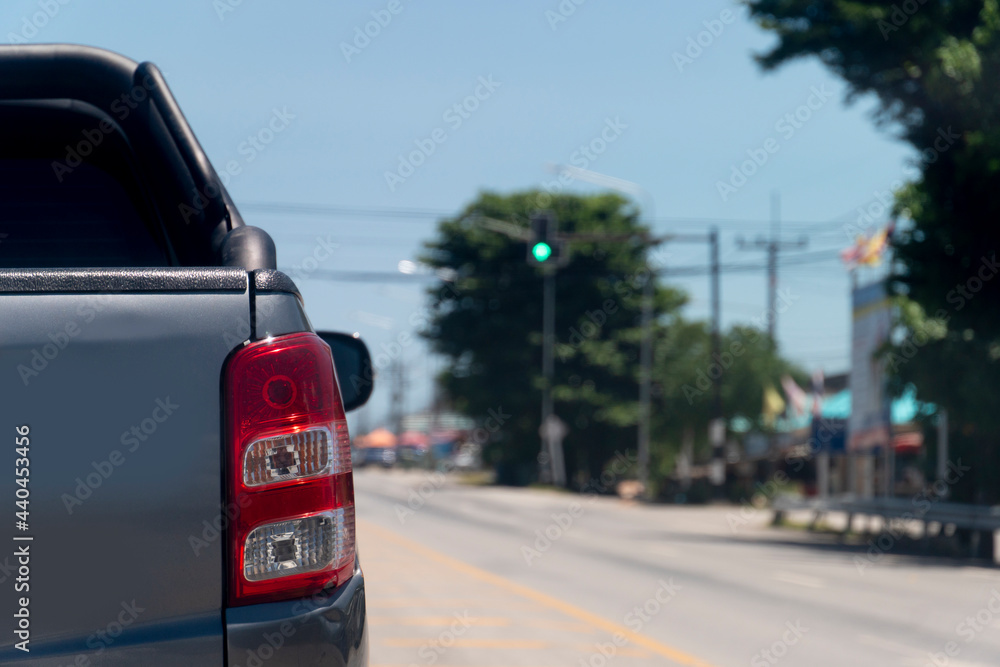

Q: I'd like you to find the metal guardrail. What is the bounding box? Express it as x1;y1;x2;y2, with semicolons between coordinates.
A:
773;495;1000;532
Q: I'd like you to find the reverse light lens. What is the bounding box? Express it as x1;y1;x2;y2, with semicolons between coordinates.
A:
243;427;333;487
243;508;354;581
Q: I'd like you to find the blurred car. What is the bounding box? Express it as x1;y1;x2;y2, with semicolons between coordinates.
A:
360;447;397;468
396;444;428;468
451;443;482;472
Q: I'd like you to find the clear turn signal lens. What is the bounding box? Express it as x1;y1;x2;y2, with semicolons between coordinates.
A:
243;427;333;487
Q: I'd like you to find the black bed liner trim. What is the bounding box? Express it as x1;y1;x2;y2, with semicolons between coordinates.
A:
0;268;248;294
252;270;299;297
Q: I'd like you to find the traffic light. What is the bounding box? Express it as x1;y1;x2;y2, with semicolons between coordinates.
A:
531;240;552;262
527;211;564;266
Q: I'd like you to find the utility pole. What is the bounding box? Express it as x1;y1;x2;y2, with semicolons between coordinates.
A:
709;227;725;495
736;192;807;346
768;192;779;341
390;358;405;434
637;271;653;495
936;409;949;498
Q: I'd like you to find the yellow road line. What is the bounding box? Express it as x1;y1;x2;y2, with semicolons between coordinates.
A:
577;644;651;658
367;600;536;610
366;597;519;604
359;519;719;667
382;638;548;649
522;618;595;633
369;616;511;627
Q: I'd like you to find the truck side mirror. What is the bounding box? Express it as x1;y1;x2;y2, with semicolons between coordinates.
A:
316;331;374;412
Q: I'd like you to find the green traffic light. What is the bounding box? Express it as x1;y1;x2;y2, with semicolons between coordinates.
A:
532;242;553;262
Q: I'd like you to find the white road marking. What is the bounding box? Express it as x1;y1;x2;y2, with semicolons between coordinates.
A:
771;571;826;589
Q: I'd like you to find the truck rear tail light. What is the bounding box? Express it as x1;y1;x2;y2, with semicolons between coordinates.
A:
225;332;355;606
243;508;355;581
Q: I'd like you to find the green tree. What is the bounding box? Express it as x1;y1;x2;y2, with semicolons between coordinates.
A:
648;323;807;492
747;0;1000;503
421;190;810;494
420;190;684;486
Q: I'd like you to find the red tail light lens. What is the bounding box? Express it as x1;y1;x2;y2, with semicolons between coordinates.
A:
225;332;355;606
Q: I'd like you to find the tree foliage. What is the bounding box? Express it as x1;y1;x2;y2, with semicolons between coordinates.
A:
747;0;1000;500
420;191;679;486
421;191;805;492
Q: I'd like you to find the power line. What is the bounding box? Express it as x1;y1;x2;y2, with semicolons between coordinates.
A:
290;250;844;285
240;200;881;231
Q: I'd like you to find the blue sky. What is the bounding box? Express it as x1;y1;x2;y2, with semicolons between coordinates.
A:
9;0;914;427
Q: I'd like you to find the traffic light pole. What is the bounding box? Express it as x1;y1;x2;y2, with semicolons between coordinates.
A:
541;266;565;486
709;228;726;496
637;274;652;495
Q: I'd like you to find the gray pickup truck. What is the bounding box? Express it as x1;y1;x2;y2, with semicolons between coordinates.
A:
0;45;371;666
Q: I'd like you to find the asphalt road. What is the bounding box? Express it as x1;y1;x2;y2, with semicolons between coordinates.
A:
355;468;1000;667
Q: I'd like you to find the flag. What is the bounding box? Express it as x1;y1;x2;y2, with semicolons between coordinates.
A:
841;221;895;268
763;385;786;426
811;369;825;417
781;375;808;416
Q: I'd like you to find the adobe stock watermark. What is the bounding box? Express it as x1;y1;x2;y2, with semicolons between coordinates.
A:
345;282;463;395
409;611;474;666
233;588;351;667
180;107;295;224
232;621;296;667
728;414;848;533
883;253;998;375
726;470;791;533
579;579;682;667
50;72;160;183
384;75;502;192
944;253;999;311
537;117;629;205
853;459;971;575
189;495;253;556
17;295;118;387
213;0;254;21
61;397;180;514
85;600;146;655
545;0;589;31
673;8;739;73
560;299;619;355
926;589;1000;667
716;85;834;202
844;127;961;241
221;289;277;350
555;247;670;360
340;0;409;63
282;235;340;284
878;1;930;40
521;451;636;565
19;597;144;657
394;406;511;524
751;620;809;666
681;289;800;404
7;0;72;44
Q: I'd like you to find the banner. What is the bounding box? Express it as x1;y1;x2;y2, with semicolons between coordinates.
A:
848;282;892;451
